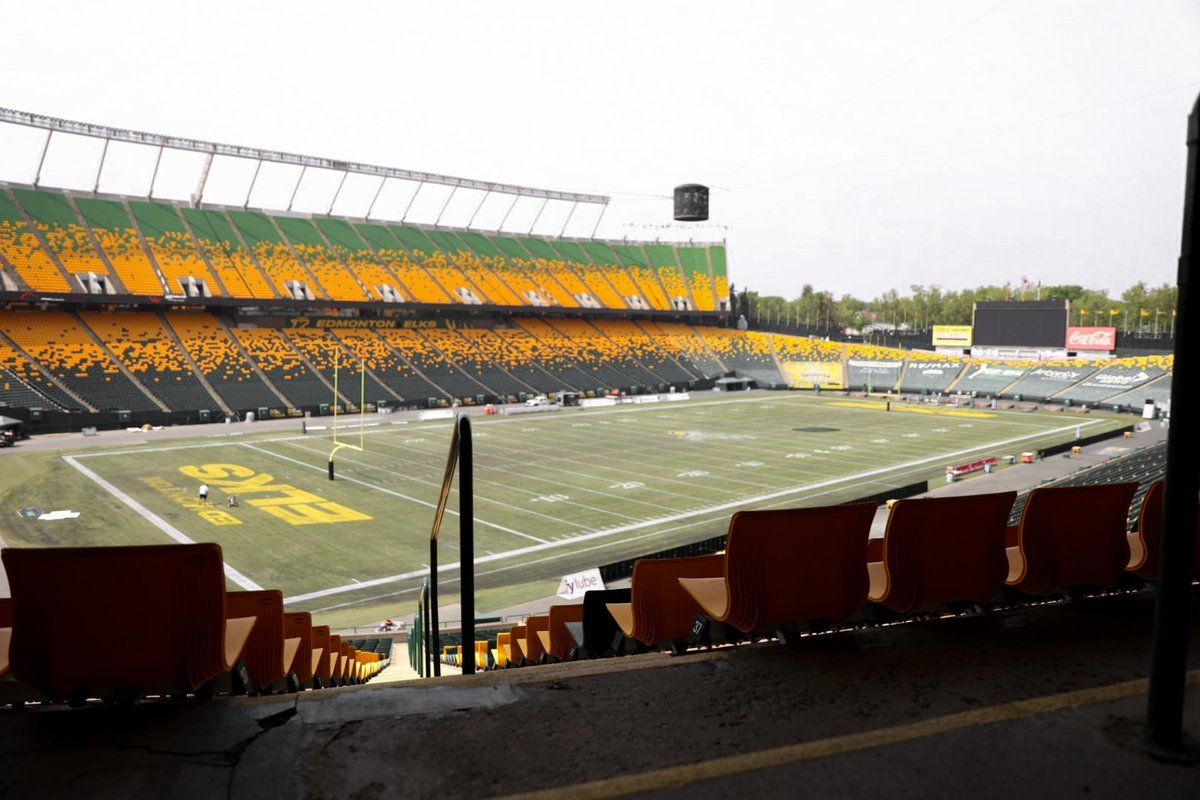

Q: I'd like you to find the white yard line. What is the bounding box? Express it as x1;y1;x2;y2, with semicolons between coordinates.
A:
276;438;610;528
61;455;262;591
284;418;1103;605
238;443;549;544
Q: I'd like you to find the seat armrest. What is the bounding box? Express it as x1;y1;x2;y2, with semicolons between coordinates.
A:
866;538;884;562
677;577;729;620
310;647;324;675
223;616;256;669
866;561;887;603
1005;546;1024;584
1005;525;1020;548
564;621;584;647
606;602;636;637
282;637;301;674
0;627;11;679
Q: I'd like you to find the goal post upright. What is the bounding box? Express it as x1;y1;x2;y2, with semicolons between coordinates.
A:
328;343;367;480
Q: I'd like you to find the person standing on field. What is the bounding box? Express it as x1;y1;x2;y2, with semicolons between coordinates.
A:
198;483;209;504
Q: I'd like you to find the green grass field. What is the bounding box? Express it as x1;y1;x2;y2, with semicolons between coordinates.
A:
0;393;1127;628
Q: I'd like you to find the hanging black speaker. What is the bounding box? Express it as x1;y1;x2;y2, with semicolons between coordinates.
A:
674;184;709;221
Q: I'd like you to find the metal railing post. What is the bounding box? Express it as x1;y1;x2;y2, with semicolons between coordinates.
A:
423;582;432;679
460;415;475;674
1146;92;1200;752
426;413;476;676
430;536;440;677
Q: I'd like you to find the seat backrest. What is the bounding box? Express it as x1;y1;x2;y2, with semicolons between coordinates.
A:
283;612;314;682
581;588;631;654
311;625;332;682
631;554;725;644
878;492;1016;613
327;633;342;678
523;615;549;661
226;590;287;690
546;604;584;660
1016;483;1138;593
723;503;876;630
495;631;511;666
508;625;527;662
2;543;228;696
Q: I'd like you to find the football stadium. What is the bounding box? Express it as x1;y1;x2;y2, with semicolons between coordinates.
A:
0;4;1198;798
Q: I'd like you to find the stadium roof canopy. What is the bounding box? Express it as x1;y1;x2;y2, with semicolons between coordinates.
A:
0;107;615;238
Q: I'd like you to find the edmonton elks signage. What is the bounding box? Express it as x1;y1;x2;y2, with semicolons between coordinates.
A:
1065;326;1116;351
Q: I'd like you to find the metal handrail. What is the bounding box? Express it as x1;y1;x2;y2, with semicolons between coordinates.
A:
425;414;476;676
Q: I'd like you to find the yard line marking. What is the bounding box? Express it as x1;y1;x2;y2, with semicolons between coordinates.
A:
61;456;262;591
307;471;919;612
372;435;704;513
284;418;1103;604
278;438;606;529
238;442;549;544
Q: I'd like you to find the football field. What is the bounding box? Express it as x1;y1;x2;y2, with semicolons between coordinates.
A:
0;392;1127;628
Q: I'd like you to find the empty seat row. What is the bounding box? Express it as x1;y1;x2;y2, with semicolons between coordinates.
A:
483;483;1198;667
0;543;388;708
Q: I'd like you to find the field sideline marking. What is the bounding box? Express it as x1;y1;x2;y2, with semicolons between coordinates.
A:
283;418;1103;604
238;443;549;544
61;456;262;591
61;394;802;459
62;392;1100;460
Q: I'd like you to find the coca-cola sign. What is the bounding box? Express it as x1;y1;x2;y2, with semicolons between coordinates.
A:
1065;326;1116;351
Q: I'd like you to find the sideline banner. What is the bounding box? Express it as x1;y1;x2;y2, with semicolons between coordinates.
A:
782;361;844;389
932;325;973;347
557;567;605;600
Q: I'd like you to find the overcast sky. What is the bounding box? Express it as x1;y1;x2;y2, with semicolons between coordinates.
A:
1;1;1197;299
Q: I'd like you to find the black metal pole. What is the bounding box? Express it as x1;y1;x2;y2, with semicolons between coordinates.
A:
423;583;432;679
1146;92;1200;751
460;414;476;675
430;537;441;677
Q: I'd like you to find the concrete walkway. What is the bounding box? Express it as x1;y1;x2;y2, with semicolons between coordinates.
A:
2;590;1196;799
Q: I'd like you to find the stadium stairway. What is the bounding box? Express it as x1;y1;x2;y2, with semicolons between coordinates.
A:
0;332;82;411
0;188;68;292
155;312;233;415
0;186;78;292
234;327;341;410
418;329;504;399
9;187;130;295
165;313;287;415
372;330;456;404
71;312;169;413
280;329;386;407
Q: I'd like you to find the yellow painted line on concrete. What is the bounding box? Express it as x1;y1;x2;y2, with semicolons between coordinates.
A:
494;670;1200;800
824;400;997;419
